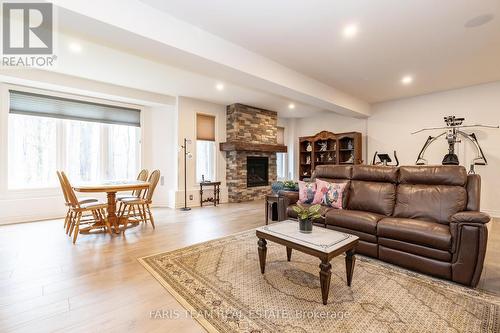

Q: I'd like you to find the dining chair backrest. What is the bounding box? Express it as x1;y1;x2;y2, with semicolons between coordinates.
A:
60;172;80;208
56;171;70;205
144;169;161;202
132;169;149;196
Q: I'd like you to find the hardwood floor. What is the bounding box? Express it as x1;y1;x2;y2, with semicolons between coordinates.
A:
0;201;498;332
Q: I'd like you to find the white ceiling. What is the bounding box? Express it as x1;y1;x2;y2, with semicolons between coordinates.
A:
140;0;500;103
55;8;324;118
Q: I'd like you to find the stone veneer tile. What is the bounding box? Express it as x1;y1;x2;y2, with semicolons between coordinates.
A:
225;104;279;203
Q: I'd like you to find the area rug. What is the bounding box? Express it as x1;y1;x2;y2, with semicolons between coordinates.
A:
139;230;500;333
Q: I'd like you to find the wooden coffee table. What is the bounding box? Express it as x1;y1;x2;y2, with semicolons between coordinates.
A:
256;220;359;305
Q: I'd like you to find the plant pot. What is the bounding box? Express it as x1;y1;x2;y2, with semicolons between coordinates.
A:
298;218;313;233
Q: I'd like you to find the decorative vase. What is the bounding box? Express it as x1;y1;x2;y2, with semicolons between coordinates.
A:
298;218;313;233
306;143;312;152
271;181;284;194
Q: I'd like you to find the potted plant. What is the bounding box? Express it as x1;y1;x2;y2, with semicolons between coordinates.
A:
283;180;299;191
292;204;322;233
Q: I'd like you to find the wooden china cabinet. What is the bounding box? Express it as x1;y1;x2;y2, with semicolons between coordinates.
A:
299;131;363;180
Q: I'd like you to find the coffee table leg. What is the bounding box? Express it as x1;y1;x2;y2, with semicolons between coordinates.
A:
286;247;292;261
319;259;332;305
258;238;267;274
345;249;356;287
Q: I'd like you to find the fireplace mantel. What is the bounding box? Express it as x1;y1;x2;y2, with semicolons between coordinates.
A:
220;142;287;153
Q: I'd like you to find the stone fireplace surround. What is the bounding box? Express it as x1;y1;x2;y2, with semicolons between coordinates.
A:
221;104;286;202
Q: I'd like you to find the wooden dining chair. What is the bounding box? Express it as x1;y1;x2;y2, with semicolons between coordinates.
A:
60;172;110;244
56;171;99;231
118;169;160;229
116;169;149;201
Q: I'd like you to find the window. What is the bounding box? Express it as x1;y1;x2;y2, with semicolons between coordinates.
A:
196;140;215;182
196;114;216;182
276;153;286;180
7;90;141;189
65;119;101;183
107;123;140;180
276;127;287;180
8;114;57;189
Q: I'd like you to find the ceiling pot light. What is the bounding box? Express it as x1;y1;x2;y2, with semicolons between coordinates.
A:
288;103;295;110
215;83;224;91
68;42;82;53
342;24;358;38
465;14;494;28
401;75;413;85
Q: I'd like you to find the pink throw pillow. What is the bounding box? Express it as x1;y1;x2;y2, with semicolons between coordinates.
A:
298;181;317;204
315;179;346;209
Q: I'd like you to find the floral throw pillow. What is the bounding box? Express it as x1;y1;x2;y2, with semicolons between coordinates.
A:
315;179;347;209
298;181;317;204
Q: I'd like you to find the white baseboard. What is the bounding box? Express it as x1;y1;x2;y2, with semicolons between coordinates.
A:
483;209;500;219
0;213;65;225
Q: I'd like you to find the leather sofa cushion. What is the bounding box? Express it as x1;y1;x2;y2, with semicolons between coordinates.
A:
314;165;352;180
377;217;451;251
327;225;377;243
325;209;383;234
378;237;452;262
379;246;451;280
347;181;396;216
286;204;332;223
393;184;466;224
352;165;398;183
399;166;467;186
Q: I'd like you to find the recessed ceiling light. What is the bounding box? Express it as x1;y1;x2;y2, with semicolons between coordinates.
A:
401;75;413;85
68;42;82;53
342;24;358;38
288;103;295;110
465;14;494;28
215;83;224;91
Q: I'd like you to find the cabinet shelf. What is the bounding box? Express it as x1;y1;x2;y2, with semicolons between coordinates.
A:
299;131;362;181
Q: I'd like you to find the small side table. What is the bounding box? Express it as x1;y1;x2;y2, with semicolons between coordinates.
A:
265;194;287;225
200;181;221;207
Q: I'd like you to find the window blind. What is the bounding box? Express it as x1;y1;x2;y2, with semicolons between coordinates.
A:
9;90;141;127
196;114;216;141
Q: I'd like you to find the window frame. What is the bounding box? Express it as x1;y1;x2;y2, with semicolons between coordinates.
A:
276;152;287;181
0;84;142;196
195;139;216;183
195;112;218;185
276;126;288;181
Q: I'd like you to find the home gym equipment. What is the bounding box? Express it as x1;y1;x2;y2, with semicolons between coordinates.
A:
372;151;399;166
412;116;498;167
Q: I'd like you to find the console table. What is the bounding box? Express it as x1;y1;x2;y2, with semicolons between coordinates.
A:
199;181;221;207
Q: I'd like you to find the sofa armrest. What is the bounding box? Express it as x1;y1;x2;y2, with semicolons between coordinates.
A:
451;211;490;224
449;211;489;287
278;190;299;205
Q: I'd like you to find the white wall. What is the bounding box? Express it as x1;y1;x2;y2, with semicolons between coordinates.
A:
175;96;228;208
369;81;500;216
141;105;178;208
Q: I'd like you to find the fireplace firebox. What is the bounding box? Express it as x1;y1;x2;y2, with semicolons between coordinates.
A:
247;156;269;187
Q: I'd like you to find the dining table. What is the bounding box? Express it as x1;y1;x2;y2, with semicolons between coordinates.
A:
73;180;150;234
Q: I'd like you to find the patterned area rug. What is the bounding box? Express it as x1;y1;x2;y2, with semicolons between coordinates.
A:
139;230;500;333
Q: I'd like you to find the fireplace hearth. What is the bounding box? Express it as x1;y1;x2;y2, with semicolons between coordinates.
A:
247;156;268;187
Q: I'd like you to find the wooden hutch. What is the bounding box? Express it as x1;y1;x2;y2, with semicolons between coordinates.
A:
299;131;363;180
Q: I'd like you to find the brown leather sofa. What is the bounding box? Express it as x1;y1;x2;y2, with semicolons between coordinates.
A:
280;165;490;287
